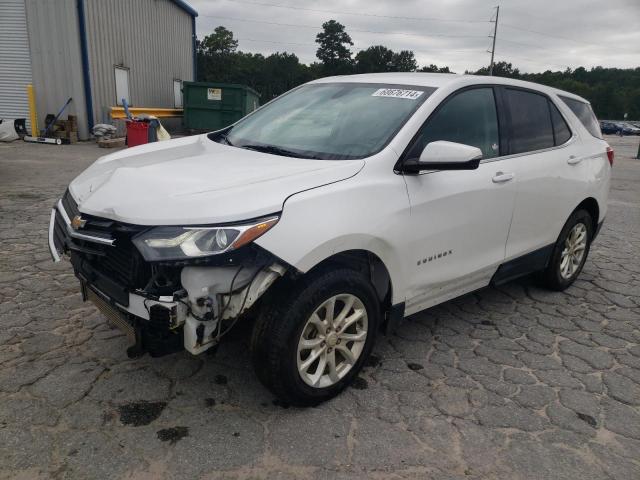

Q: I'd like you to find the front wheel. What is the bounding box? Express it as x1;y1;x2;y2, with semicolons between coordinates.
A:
540;209;593;291
250;268;380;406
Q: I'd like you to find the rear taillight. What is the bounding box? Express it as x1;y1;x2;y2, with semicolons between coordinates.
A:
606;146;614;166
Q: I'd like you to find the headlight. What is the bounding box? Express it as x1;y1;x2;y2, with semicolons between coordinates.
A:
132;216;279;261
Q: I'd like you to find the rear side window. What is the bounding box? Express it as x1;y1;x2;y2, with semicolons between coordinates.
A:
559;96;602;139
549;101;572;145
505;88;554;154
406;87;500;160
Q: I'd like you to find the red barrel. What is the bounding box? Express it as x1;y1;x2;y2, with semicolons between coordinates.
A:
126;120;149;147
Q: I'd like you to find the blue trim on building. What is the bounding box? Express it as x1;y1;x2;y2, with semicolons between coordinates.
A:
76;0;94;131
192;15;197;81
171;0;198;17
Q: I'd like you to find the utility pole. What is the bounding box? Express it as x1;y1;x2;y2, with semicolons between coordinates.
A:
489;6;500;75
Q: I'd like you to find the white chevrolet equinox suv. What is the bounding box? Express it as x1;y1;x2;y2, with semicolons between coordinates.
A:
49;73;612;405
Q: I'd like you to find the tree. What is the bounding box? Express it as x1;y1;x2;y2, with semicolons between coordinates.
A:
355;46;417;73
419;64;451;73
196;26;240;83
195;24;640;121
198;26;238;56
472;61;520;78
315;20;354;75
355;46;394;73
391;50;418;72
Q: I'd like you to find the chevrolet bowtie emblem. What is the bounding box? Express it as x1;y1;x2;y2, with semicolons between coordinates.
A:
71;215;87;230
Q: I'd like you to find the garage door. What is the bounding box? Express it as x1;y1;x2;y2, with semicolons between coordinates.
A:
0;0;33;133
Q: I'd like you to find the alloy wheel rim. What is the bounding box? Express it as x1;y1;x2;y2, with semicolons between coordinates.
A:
560;222;588;280
297;294;368;388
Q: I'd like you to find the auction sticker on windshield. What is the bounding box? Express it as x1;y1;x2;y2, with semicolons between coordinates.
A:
372;88;424;100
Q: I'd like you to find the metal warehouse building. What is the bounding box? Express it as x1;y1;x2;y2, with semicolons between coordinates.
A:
0;0;197;140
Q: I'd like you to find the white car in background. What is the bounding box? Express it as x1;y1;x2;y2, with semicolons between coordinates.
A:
49;73;612;405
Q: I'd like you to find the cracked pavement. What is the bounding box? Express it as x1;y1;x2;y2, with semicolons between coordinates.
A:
0;136;639;479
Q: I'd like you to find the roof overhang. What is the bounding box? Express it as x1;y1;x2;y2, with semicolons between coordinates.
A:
171;0;198;17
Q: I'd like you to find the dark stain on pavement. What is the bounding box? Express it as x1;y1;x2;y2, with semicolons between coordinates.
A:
407;362;424;371
157;426;189;445
481;320;496;326
365;354;381;368
272;399;290;409
214;374;228;385
351;376;368;390
204;397;216;407
118;401;167;426
576;412;597;427
6;192;45;200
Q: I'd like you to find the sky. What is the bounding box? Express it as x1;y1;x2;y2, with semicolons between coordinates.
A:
189;0;640;73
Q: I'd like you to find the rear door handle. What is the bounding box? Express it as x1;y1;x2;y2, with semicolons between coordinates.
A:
567;155;583;165
492;172;515;183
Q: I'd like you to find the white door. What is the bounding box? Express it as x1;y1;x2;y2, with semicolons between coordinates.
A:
500;87;582;259
173;79;183;108
115;67;130;106
401;87;517;314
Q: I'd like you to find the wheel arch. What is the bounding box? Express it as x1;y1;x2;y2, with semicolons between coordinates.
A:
295;248;405;333
574;197;600;234
306;249;393;306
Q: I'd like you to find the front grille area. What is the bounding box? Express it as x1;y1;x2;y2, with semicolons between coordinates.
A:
54;190;266;305
89;231;150;289
55;190;151;303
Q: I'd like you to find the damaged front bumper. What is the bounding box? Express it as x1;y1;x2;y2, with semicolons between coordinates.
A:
48;191;286;357
179;263;286;355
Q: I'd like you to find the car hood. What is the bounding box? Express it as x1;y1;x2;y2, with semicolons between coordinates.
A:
69;135;364;225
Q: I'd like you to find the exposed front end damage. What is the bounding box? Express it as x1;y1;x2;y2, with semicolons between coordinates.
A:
180;263;287;355
49;189;287;358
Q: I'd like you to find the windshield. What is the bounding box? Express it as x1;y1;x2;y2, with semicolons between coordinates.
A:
214;83;436;160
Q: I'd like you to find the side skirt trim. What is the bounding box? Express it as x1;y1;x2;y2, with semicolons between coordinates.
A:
491;244;554;286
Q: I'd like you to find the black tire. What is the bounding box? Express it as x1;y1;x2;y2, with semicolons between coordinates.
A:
540;209;593;291
250;268;380;406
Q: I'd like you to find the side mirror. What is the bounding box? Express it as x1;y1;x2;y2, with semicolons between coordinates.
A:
401;141;483;173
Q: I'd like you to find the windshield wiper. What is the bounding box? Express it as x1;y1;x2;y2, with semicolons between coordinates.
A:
239;143;310;159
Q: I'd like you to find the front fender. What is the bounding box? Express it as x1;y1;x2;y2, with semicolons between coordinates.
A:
255;166;410;305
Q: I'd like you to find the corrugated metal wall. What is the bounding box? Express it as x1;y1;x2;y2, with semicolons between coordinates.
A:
84;0;194;125
0;0;33;132
24;0;89;139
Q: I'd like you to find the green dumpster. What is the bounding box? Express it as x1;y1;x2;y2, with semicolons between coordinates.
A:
182;82;260;131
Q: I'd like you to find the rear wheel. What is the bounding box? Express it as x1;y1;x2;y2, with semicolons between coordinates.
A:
250;268;380;406
540;209;593;291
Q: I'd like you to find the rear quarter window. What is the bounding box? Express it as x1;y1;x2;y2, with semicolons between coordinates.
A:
559;96;602;139
549;101;572;145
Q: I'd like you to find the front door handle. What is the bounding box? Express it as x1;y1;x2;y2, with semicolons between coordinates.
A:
567;155;583;165
492;172;515;183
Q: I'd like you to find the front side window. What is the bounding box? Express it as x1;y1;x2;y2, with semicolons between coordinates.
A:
559;96;602;139
219;83;436;160
405;87;500;160
505;88;554;154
